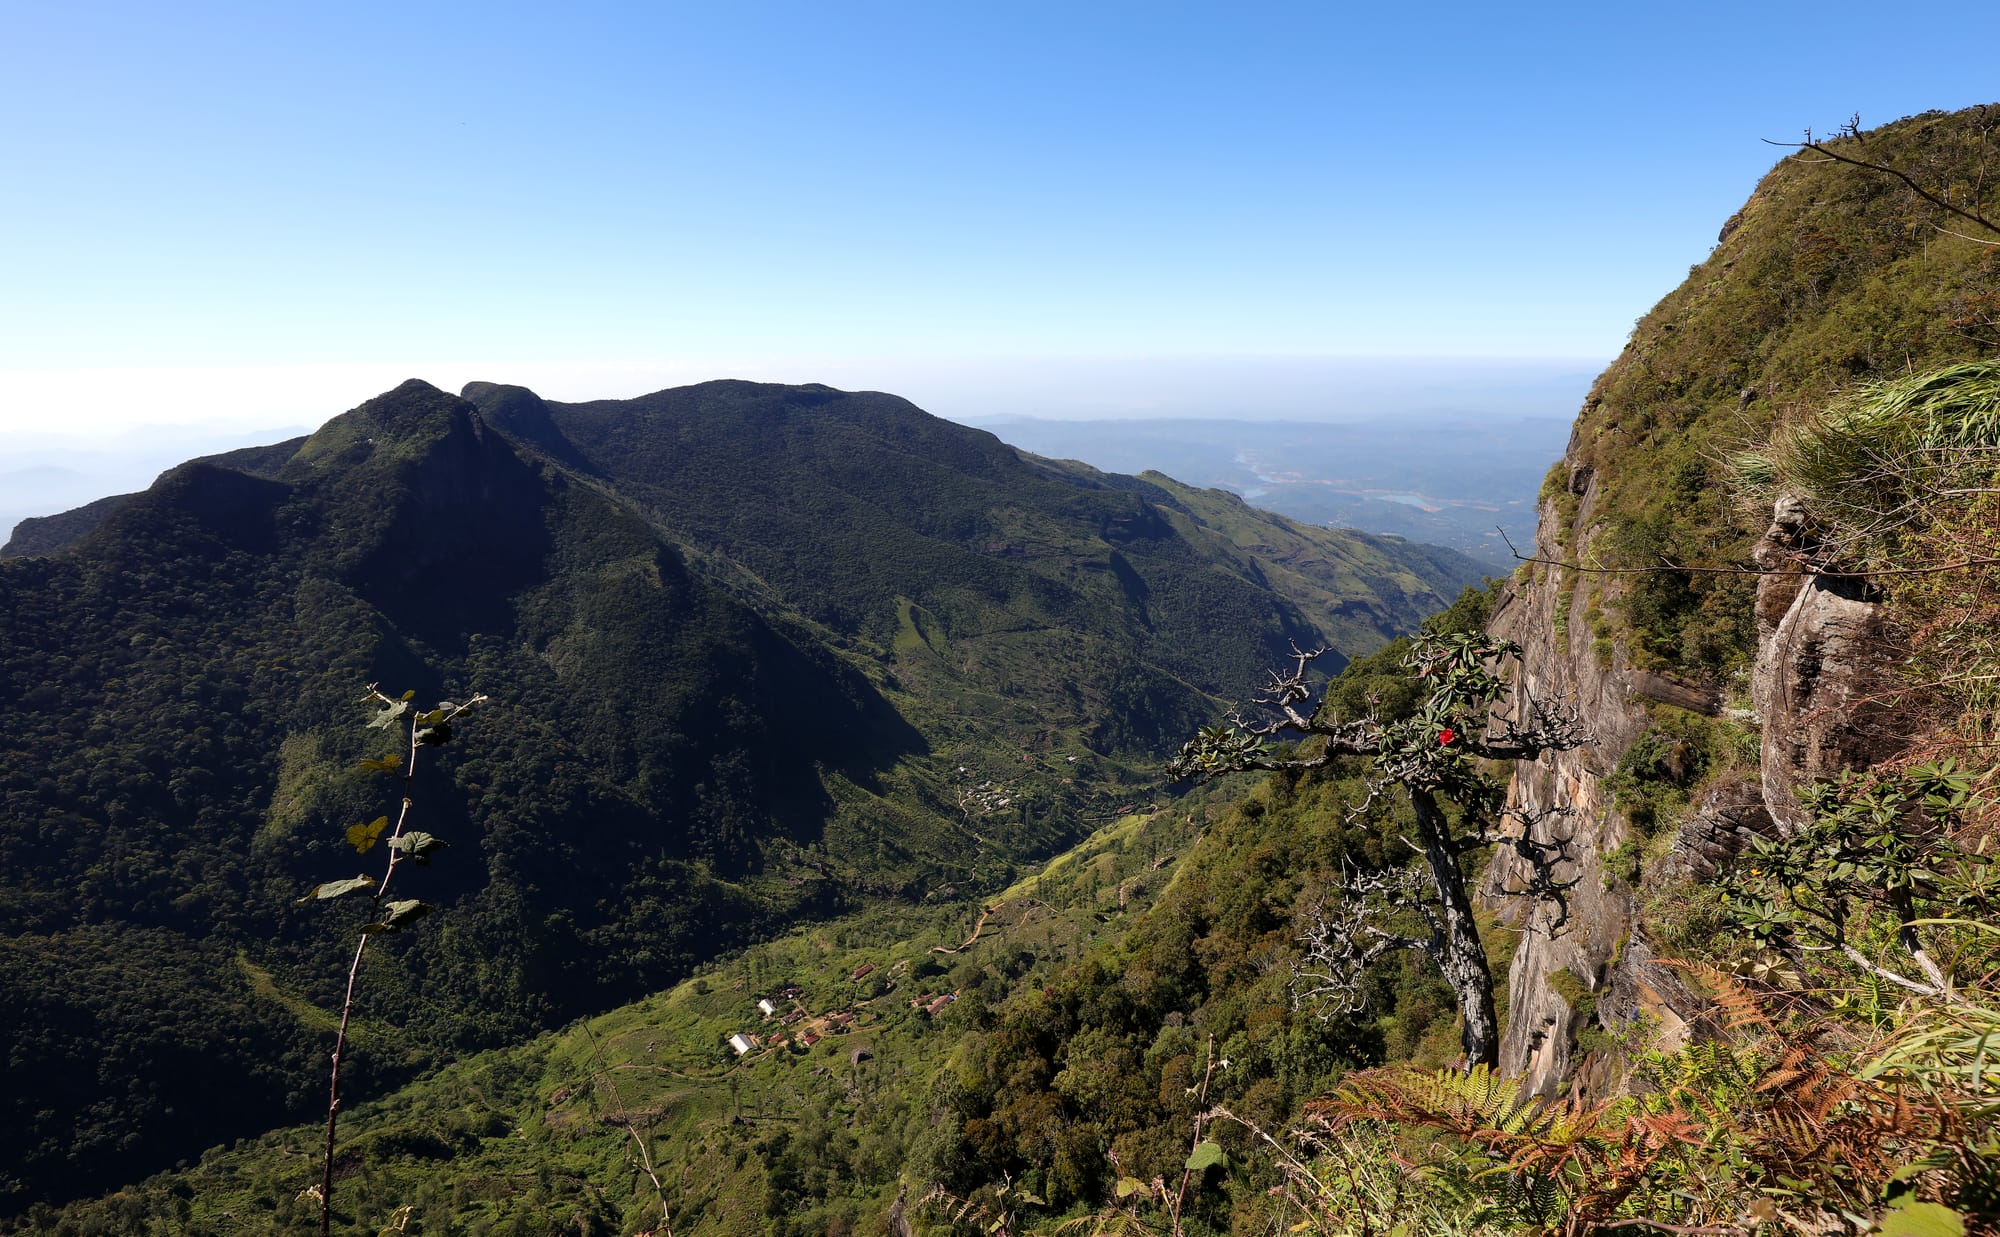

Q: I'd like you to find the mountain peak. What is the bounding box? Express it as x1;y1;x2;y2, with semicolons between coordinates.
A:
291;379;479;471
459;381;591;469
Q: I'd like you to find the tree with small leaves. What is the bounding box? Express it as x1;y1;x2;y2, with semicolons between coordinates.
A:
1167;631;1588;1069
1729;761;1995;1005
298;684;485;1237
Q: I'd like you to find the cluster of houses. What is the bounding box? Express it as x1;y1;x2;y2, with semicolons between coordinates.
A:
959;779;1015;816
725;966;917;1060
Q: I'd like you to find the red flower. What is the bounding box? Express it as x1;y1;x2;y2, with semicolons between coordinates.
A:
1438;728;1456;745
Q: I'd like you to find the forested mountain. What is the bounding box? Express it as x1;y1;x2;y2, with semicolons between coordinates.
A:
20;104;2000;1237
958;413;1572;565
0;377;1483;1213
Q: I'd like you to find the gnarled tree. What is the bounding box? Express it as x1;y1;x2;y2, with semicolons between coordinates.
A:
1167;631;1588;1069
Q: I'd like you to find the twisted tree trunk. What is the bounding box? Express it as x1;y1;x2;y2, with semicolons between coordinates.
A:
1412;788;1500;1069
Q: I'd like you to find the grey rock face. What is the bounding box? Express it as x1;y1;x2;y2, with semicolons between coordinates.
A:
1752;494;1814;633
1749;497;1908;832
1486;488;1648;1095
1490;489;1913;1097
1659;774;1777;884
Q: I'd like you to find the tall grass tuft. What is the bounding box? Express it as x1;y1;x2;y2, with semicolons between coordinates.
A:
1737;358;2000;752
1739;360;2000;567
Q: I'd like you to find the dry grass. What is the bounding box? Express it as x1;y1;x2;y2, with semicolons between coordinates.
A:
1738;359;2000;758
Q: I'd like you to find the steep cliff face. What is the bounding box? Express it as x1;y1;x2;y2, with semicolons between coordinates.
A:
1486;483;1914;1094
1485;473;1719;1093
1484;106;2000;1094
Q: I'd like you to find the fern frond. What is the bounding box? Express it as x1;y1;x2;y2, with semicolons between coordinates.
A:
1319;1063;1537;1137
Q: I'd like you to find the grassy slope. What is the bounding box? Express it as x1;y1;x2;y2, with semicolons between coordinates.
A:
13;807;1212;1236
1549;106;2000;677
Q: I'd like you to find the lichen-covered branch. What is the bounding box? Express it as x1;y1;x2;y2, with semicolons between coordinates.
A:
1170;631;1593;1068
1292;868;1439;1017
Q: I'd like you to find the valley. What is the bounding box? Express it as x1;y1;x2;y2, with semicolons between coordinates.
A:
971;414;1573;567
6;103;2000;1237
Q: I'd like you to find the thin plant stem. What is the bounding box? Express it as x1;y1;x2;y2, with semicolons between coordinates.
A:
1168;1035;1222;1237
316;687;481;1237
583;1021;674;1236
319;700;418;1237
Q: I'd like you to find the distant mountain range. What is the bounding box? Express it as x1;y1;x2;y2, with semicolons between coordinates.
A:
0;377;1486;1211
2;397;1571;572
969;414;1571;567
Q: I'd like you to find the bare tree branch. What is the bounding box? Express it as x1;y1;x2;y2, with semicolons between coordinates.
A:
1764;128;2000;242
1172;632;1593;1068
1292;870;1438;1016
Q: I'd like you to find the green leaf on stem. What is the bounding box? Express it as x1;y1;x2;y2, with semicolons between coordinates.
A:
368;700;411;730
362;900;433;934
297;875;374;903
1185;1140;1227;1172
1877;1203;1966;1237
346;816;389;853
386;831;446;864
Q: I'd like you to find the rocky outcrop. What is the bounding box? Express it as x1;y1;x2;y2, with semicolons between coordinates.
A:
1570;935;1717;1096
1749;497;1909;832
1485;471;1651;1096
1658;774;1776;884
1489;485;1916;1097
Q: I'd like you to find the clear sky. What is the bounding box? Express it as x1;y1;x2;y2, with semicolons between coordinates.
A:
3;0;1998;447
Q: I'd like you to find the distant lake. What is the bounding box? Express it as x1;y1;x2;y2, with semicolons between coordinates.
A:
1373;493;1438;510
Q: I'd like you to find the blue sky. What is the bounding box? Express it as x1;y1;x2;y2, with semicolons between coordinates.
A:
2;1;1997;443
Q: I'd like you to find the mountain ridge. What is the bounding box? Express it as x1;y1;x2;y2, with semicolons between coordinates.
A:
0;375;1485;1213
15;105;2000;1237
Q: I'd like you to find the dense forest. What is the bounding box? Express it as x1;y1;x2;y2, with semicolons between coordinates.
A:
4;590;1513;1236
0;376;1480;1215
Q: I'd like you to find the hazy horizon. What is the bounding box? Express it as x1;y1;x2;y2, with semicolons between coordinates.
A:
7;4;1998;459
0;355;1594;544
